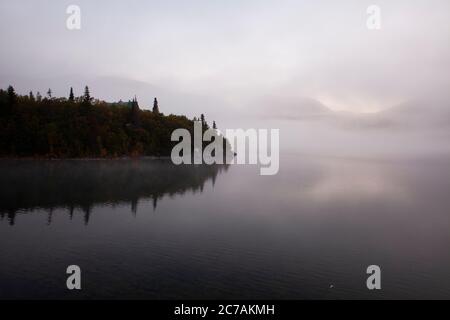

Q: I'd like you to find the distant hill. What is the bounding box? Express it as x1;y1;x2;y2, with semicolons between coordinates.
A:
260;94;450;131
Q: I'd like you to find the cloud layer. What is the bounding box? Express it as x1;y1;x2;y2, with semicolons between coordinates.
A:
1;0;449;156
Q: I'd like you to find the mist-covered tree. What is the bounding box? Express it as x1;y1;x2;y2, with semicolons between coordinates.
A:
69;87;74;102
47;88;52;99
83;86;91;105
200;113;209;129
29;91;35;101
7;85;17;105
130;96;140;126
213;121;217;130
36;91;42;102
152;97;160;114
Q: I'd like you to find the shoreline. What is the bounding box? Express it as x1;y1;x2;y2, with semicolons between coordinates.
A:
0;156;173;161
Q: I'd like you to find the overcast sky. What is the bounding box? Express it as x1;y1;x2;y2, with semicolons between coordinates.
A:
1;0;449;156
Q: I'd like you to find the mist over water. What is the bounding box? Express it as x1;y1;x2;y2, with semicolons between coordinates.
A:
1;157;449;299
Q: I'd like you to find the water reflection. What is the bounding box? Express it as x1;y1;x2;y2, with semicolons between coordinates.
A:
1;156;450;299
0;159;229;225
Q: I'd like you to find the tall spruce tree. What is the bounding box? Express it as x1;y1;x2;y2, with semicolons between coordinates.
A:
130;96;140;126
200;114;206;127
83;86;91;105
7;85;17;105
152;97;160;114
69;87;75;102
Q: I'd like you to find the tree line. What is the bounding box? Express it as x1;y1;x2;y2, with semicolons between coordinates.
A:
0;85;227;158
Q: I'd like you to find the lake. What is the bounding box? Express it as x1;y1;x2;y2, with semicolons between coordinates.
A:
0;155;449;299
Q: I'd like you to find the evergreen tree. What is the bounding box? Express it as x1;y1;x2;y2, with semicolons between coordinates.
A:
152;97;160;114
29;91;35;101
47;88;52;99
36;91;42;102
0;89;6;115
69;87;74;102
213;121;217;130
83;86;91;105
200;114;206;127
200;114;209;130
130;96;140;126
7;85;17;105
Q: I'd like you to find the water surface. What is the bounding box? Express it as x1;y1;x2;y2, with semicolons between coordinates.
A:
0;156;449;299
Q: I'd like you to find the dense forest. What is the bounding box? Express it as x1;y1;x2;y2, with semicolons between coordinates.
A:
0;85;229;158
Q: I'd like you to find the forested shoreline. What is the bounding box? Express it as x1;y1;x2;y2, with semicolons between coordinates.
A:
0;85;226;158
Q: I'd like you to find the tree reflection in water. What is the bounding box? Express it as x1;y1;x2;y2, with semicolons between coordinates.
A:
0;159;229;225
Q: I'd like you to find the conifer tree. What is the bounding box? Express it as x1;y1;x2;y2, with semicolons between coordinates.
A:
83;86;91;105
47;88;52;98
130;96;140;126
69;87;74;102
7;85;17;105
152;97;160;114
200;114;206;128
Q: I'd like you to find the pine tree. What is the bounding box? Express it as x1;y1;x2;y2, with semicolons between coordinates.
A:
69;87;74;102
83;86;91;105
7;85;17;105
47;88;52;98
29;91;35;101
152;97;160;114
130;96;140;126
213;121;217;130
200;114;206;127
36;92;42;102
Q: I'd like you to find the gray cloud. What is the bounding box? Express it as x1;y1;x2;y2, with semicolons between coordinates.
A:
1;0;449;156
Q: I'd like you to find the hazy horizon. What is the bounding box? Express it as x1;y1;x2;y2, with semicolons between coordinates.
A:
1;0;450;157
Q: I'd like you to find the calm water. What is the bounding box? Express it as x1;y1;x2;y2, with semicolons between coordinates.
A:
0;155;449;299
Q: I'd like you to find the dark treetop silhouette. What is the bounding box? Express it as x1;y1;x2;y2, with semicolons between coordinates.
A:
0;85;230;158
